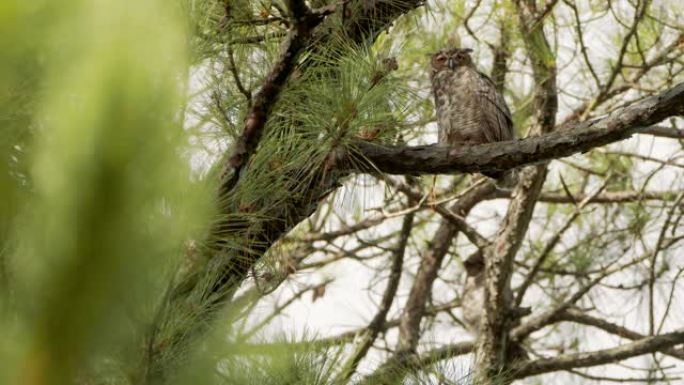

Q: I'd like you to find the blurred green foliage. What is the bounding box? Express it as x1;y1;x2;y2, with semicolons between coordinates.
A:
1;1;212;384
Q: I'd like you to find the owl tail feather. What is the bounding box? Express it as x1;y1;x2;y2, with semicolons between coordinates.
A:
483;170;519;189
506;341;529;363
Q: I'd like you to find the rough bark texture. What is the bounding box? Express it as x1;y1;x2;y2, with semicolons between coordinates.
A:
475;166;548;378
512;329;684;378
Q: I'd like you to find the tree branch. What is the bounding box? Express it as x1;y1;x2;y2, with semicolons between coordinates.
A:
512;329;684;378
512;253;652;342
515;182;607;306
350;81;684;176
557;308;684;361
531;190;682;204
639;124;684;139
338;210;414;380
380;304;684;379
220;0;329;195
143;1;427;382
362;341;475;383
361;181;496;385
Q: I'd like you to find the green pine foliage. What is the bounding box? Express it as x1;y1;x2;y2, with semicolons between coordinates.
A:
1;0;422;382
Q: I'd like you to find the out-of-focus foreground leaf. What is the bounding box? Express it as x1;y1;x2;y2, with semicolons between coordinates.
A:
0;1;211;384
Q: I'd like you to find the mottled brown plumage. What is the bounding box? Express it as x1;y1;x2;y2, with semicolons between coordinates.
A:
431;47;514;144
430;48;515;181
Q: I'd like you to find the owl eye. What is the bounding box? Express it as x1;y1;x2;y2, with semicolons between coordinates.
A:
436;55;446;62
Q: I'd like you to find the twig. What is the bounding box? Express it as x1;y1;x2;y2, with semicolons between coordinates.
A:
514;181;607;306
337;211;414;381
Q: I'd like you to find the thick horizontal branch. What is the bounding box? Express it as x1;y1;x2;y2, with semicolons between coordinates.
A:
350;81;684;175
534;190;682;204
512;328;684;378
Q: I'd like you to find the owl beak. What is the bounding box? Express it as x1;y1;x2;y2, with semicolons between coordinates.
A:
446;57;455;69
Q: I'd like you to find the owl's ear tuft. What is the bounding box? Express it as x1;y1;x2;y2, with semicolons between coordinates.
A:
463;48;473;53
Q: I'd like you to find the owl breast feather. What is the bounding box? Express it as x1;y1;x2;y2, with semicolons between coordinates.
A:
433;67;511;145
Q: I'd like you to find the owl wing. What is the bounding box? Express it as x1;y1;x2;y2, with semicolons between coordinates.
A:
476;72;514;142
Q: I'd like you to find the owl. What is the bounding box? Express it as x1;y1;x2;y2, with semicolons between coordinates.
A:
430;48;515;181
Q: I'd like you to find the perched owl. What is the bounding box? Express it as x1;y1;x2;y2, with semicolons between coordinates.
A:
430;48;515;183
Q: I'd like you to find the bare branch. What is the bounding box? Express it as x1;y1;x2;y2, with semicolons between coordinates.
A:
567;370;678;383
562;0;601;89
557;308;684;361
513;254;653;341
362;181;496;384
338;211;414;380
512;329;684;378
515;182;607;306
639;124;684;139
389;179;491;249
533;190;682;204
601;0;651;100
